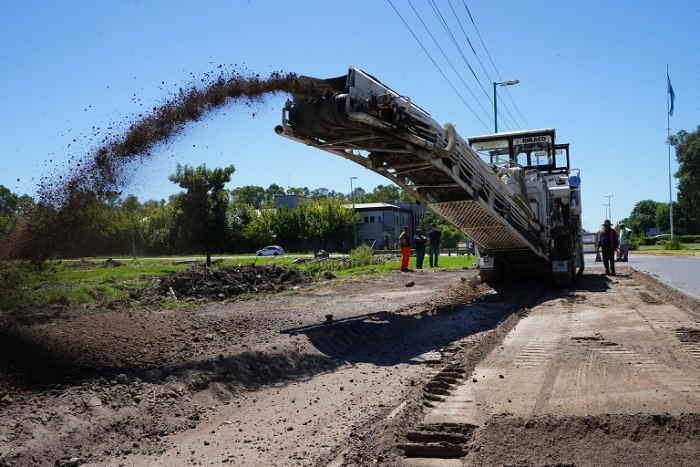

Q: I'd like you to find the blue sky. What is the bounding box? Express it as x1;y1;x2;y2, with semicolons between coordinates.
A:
1;0;698;233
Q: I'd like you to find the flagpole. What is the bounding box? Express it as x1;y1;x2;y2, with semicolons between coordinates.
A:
667;65;674;239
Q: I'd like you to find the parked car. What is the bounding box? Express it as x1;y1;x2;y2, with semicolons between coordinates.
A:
256;245;284;256
654;234;672;238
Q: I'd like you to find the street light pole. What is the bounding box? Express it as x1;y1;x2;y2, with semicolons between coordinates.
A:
605;195;614;223
493;79;519;133
350;177;358;249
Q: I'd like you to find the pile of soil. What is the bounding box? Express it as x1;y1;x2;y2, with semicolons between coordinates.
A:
151;263;313;301
466;413;700;466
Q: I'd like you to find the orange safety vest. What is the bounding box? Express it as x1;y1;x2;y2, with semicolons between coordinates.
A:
599;228;618;250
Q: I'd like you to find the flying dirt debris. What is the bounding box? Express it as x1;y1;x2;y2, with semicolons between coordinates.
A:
3;68;320;262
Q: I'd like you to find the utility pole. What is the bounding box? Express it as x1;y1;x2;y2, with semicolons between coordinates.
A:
668;120;674;238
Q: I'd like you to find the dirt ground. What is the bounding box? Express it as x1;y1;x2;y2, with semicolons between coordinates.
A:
1;265;700;467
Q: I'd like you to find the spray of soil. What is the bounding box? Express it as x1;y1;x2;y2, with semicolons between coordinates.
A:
2;68;321;262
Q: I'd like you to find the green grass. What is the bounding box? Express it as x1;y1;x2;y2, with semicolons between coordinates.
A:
637;243;700;254
0;259;195;310
0;253;476;311
329;252;475;278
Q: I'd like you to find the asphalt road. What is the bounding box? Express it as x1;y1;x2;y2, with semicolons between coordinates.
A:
585;252;700;301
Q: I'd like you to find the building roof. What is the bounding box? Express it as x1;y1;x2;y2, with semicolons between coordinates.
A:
342;202;409;211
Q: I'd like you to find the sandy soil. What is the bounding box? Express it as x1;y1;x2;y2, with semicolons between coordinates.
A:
2;266;700;467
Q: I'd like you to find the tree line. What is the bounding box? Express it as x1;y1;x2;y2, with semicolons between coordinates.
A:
0;164;425;263
3;123;699;260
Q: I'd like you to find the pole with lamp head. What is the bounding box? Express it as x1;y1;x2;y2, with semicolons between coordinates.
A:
493;79;519;133
350;177;358;249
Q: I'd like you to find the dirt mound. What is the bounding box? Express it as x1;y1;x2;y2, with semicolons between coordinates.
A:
466;413;700;466
154;263;313;301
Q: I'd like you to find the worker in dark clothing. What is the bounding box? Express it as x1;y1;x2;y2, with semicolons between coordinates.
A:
596;219;619;276
413;228;427;269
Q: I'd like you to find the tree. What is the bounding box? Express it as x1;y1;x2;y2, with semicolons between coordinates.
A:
400;190;417;204
365;184;401;203
349;186;367;203
286;186;310;197
0;185;33;216
308;198;355;249
327;190;347;201
271;206;305;252
626;200;662;236
0;186;34;240
244;208;275;248
226;203;255;253
309;187;330;201
267;198;354;253
169;164;235;266
121;195;141;258
669;126;700;222
656;202;700;235
231;185;267;209
418;215;463;248
141;198;178;255
347;184;415;204
265;184;286;205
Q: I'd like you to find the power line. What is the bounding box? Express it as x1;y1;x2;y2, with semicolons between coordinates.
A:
427;0;490;101
427;0;518;131
387;0;491;132
447;0;490;82
388;0;529;132
405;0;492;119
462;1;531;130
452;1;518;130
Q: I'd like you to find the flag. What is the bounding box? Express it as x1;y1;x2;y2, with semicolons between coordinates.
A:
667;74;675;117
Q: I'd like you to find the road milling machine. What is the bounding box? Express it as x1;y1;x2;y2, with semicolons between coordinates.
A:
275;67;584;286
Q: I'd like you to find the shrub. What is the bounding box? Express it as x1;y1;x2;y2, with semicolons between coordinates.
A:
349;244;374;267
664;237;685;250
641;237;659;246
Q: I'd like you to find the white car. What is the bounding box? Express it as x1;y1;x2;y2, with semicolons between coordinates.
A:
256;245;284;256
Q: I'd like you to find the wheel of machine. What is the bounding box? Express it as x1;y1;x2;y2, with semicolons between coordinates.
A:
479;270;495;282
479;258;504;283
